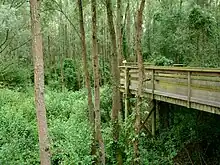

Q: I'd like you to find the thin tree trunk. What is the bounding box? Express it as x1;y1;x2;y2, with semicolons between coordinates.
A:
59;13;65;91
126;0;131;59
116;0;123;64
106;0;122;164
147;0;151;57
77;0;96;158
47;35;52;80
47;36;51;69
134;0;146;164
91;0;106;164
64;24;68;57
29;0;51;164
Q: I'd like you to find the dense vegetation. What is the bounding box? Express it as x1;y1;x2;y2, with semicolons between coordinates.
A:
1;87;220;164
1;0;220;164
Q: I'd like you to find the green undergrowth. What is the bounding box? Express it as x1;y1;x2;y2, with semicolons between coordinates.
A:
139;108;220;165
1;87;220;164
0;87;93;164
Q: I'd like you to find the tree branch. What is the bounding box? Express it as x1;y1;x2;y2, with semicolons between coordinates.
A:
0;31;17;54
0;30;9;50
14;0;26;9
7;39;31;55
49;0;81;39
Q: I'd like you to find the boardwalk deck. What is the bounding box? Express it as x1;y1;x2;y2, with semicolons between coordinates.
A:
119;65;220;115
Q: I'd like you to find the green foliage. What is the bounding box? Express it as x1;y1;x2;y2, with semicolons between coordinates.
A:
139;108;220;164
143;1;220;67
0;89;39;165
152;56;173;66
0;88;93;164
63;58;78;90
189;6;215;35
46;58;79;91
100;86;112;123
0;60;31;89
1;86;220;164
0;5;21;32
46;89;93;164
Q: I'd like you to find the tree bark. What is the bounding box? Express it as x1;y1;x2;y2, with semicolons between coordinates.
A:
77;0;96;157
126;0;131;59
77;0;94;124
116;0;123;64
134;0;146;164
59;12;65;91
91;0;106;164
29;0;51;164
106;0;122;164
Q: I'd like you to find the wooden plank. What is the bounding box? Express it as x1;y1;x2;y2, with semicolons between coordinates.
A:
191;90;220;102
192;71;220;77
191;97;220;108
154;82;188;96
119;65;220;73
155;72;220;82
152;74;220;91
119;65;220;115
129;77;220;102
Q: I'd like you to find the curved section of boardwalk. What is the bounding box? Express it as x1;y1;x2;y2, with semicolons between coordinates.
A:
119;65;220;114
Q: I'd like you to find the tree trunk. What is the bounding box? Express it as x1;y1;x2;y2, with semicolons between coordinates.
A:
116;0;123;64
126;0;131;59
29;0;51;164
77;0;94;124
134;0;146;164
77;0;96;158
47;35;52;80
91;0;106;164
147;0;151;57
106;0;122;164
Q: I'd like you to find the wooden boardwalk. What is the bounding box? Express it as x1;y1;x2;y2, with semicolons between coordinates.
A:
119;64;220;115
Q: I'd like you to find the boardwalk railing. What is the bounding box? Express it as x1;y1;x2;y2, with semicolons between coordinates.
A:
119;65;220;114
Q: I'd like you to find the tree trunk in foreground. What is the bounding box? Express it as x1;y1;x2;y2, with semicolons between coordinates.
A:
106;0;122;164
134;0;146;164
29;0;51;164
91;0;106;164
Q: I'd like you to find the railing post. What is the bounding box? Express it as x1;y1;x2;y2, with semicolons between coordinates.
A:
152;69;155;100
187;71;191;108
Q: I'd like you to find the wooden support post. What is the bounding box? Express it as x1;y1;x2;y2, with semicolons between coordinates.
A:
124;66;130;122
152;100;156;136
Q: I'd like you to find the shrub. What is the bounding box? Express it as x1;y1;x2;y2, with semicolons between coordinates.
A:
0;88;93;164
152;56;174;66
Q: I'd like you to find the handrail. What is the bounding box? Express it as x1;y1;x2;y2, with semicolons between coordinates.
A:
119;63;220;115
119;65;220;73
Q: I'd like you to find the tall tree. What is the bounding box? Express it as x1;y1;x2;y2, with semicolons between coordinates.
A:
29;0;51;164
77;0;96;156
77;0;94;126
126;0;131;58
116;0;123;64
106;0;122;164
91;0;106;164
134;0;146;164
